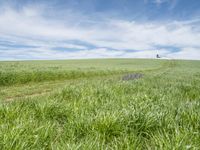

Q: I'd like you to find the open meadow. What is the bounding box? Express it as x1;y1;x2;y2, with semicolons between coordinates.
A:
0;59;200;149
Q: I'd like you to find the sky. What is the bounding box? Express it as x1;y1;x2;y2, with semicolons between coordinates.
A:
0;0;200;60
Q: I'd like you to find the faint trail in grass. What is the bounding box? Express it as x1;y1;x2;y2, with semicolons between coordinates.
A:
4;90;51;102
2;60;175;102
2;73;125;102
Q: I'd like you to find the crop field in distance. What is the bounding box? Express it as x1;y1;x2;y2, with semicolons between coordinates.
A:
0;58;200;149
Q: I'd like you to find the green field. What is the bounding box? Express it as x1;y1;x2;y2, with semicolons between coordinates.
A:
0;59;200;149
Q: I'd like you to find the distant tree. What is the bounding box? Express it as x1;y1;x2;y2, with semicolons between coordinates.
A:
156;54;161;58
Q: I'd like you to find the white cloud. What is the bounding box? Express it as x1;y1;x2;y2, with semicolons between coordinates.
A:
153;0;170;5
0;5;200;60
154;0;165;4
0;48;123;60
167;48;200;60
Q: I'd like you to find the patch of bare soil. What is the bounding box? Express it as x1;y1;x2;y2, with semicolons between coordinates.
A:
122;73;143;81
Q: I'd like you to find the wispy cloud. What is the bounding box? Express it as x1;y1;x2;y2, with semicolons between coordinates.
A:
0;3;200;60
154;0;166;4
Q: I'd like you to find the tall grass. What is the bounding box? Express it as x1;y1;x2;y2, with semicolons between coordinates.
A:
0;69;129;86
0;59;165;86
0;59;199;149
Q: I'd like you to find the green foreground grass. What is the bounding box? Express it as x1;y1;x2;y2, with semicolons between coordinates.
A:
0;59;200;149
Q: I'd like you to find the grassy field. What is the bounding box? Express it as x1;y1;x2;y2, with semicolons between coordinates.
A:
0;59;199;149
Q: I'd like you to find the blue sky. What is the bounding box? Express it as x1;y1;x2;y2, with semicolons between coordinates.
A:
0;0;200;60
